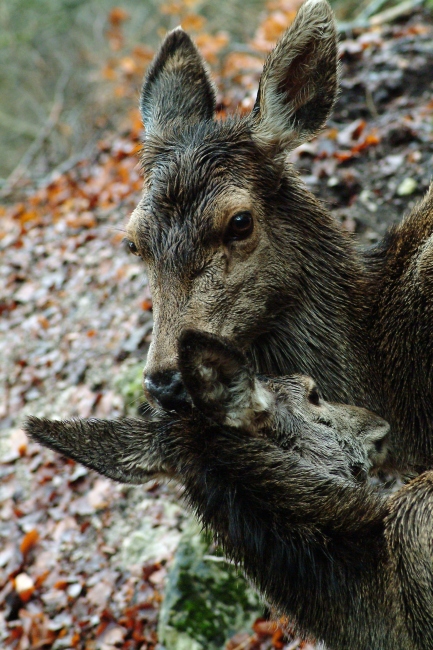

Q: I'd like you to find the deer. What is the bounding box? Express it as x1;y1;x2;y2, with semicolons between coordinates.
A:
122;0;433;474
25;330;433;650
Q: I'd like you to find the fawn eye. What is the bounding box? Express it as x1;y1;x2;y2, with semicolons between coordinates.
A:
225;212;253;242
123;238;140;256
308;386;321;406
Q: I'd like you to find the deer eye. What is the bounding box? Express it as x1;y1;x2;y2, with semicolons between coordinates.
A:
123;238;140;256
225;212;253;242
308;386;321;406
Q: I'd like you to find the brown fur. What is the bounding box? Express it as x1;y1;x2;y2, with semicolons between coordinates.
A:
126;0;433;473
25;330;433;650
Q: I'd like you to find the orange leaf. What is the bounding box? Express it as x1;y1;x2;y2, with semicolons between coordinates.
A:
141;299;153;311
65;212;97;229
132;45;154;61
351;119;366;140
7;626;24;641
335;151;354;162
181;14;206;31
223;52;264;77
272;628;285;649
160;2;182;15
363;132;381;146
326;127;339;140
195;32;229;64
253;618;278;636
34;570;50;589
20;529;39;556
109;7;129;26
102;64;117;80
351;130;381;154
119;56;137;75
38;316;50;330
253;10;297;51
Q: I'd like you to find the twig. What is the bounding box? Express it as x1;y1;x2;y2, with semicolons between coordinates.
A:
369;0;425;25
365;85;379;119
203;554;234;564
231;635;255;650
0;69;71;199
34;140;96;187
338;0;426;31
357;0;390;20
0;110;40;137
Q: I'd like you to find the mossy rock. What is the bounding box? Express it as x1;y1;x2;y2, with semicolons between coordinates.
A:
114;361;147;415
158;519;263;650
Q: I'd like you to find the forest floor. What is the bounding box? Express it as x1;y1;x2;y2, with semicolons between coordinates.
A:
1;4;433;649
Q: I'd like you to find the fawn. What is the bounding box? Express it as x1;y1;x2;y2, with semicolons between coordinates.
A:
123;0;433;473
25;330;433;650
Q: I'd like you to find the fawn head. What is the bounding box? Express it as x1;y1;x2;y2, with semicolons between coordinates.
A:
179;331;389;479
124;0;339;410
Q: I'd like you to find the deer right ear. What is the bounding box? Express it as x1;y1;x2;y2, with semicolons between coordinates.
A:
250;0;338;155
140;28;217;134
178;330;272;430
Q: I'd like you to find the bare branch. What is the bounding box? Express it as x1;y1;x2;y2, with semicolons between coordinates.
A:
0;69;71;198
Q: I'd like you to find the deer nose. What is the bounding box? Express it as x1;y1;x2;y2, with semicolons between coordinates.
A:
144;370;189;412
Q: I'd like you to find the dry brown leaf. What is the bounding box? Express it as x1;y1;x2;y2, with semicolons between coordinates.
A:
181;14;206;31
108;7;129;26
20;529;40;556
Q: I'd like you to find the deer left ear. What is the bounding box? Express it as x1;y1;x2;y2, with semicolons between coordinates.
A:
140;27;216;134
178;330;272;430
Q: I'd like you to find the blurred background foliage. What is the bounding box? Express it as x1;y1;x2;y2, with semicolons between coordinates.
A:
0;0;431;195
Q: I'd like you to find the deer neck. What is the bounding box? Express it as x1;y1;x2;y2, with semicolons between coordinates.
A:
362;187;433;470
249;182;372;406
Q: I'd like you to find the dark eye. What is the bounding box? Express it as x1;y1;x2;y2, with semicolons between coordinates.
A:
123;238;140;256
308;386;321;406
225;212;253;242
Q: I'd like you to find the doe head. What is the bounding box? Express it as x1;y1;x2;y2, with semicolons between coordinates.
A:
125;0;339;410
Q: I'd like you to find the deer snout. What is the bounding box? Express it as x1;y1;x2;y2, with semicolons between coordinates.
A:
143;369;190;412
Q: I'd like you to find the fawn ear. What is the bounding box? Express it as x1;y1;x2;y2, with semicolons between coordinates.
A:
250;0;338;154
140;28;217;133
24;416;165;484
178;330;272;429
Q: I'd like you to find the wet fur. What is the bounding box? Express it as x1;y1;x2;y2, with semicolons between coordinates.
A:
128;0;433;473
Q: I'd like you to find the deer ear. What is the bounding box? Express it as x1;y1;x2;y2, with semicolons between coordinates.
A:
24;416;165;484
250;0;338;154
140;28;217;133
178;330;272;429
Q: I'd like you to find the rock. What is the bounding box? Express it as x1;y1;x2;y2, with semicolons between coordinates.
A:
114;360;147;415
121;499;184;566
158;519;263;650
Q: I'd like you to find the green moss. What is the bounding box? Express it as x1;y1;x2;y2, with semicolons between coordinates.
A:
158;520;263;650
114;362;147;415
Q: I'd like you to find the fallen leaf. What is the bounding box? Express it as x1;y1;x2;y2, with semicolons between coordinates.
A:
20;529;40;556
